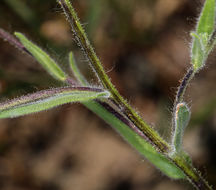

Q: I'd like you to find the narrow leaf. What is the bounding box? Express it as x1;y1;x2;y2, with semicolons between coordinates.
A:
191;0;216;71
191;32;206;70
14;32;67;81
0;87;110;118
197;0;215;36
172;103;191;153
84;101;186;179
69;51;88;85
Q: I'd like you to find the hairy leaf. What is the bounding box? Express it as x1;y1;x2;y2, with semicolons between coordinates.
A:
191;32;206;71
172;103;191;153
0;87;110;118
197;0;215;36
15;32;67;81
69;52;88;85
85;101;185;179
191;0;216;71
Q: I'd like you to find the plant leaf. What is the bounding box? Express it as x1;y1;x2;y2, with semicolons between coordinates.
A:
197;0;215;36
14;32;67;81
69;51;88;85
191;0;216;71
172;103;191;153
191;32;206;71
0;87;110;118
84;101;186;179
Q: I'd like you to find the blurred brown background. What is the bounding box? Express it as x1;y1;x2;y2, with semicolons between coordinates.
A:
0;0;216;190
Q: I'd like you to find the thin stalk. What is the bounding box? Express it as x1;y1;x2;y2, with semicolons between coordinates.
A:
172;154;212;190
171;68;213;190
172;67;195;134
174;67;195;108
0;28;31;54
171;68;213;189
59;0;169;152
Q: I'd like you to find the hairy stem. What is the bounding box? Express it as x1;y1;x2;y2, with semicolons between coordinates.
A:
59;0;169;152
0;29;31;54
172;67;195;137
174;67;195;107
171;68;213;189
172;154;212;190
172;67;195;143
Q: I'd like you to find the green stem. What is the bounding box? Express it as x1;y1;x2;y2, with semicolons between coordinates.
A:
59;0;169;152
172;154;212;190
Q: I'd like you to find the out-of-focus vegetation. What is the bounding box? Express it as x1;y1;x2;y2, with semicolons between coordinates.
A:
0;0;215;190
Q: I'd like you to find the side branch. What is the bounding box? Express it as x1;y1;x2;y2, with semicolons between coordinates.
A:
172;67;195;131
175;67;195;107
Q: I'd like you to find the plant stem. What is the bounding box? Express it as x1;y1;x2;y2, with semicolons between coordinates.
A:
59;0;169;152
171;68;213;189
174;67;195;107
171;154;212;190
172;67;195;138
0;29;31;54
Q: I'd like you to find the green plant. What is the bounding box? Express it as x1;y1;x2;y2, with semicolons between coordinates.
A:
0;0;215;189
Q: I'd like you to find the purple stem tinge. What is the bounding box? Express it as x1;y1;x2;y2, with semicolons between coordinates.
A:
0;29;31;55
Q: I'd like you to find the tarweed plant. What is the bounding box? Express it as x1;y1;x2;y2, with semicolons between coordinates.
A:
0;0;215;189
